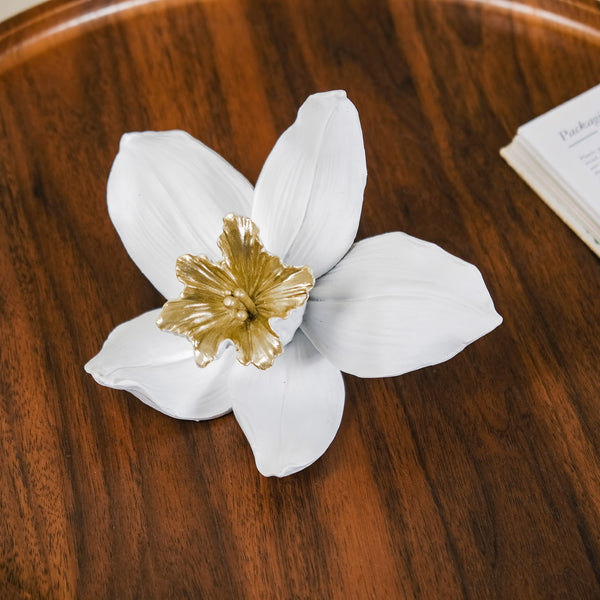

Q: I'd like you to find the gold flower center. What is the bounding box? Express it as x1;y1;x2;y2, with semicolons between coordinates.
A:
224;288;257;321
156;214;314;370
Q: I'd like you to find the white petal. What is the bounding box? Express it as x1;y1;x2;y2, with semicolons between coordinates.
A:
107;131;253;299
302;233;502;378
229;331;344;477
85;309;234;420
251;91;366;277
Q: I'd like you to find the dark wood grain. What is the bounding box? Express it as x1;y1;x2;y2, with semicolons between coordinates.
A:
1;0;600;597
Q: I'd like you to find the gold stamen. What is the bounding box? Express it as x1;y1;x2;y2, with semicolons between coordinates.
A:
232;288;257;316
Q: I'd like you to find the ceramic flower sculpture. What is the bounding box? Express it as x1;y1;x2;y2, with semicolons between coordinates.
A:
85;91;502;477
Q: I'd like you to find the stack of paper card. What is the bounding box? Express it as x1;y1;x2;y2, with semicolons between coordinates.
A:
501;84;600;257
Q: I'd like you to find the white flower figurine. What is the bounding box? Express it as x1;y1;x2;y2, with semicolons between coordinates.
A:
85;90;502;477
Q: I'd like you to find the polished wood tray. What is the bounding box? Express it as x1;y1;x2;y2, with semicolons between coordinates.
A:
2;0;600;597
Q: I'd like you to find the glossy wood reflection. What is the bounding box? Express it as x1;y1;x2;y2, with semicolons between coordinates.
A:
1;0;600;597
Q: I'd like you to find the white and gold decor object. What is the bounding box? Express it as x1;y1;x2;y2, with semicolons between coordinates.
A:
85;91;502;477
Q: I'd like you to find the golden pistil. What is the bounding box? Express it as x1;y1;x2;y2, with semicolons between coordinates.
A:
156;214;314;370
223;288;257;320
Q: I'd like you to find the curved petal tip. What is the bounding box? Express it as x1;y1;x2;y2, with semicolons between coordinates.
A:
230;331;345;477
252;89;366;278
303;232;503;378
84;310;234;421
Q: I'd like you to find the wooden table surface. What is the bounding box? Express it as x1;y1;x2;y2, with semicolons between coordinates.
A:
1;0;600;597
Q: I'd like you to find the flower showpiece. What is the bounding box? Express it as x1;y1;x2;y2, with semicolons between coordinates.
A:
85;90;502;477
